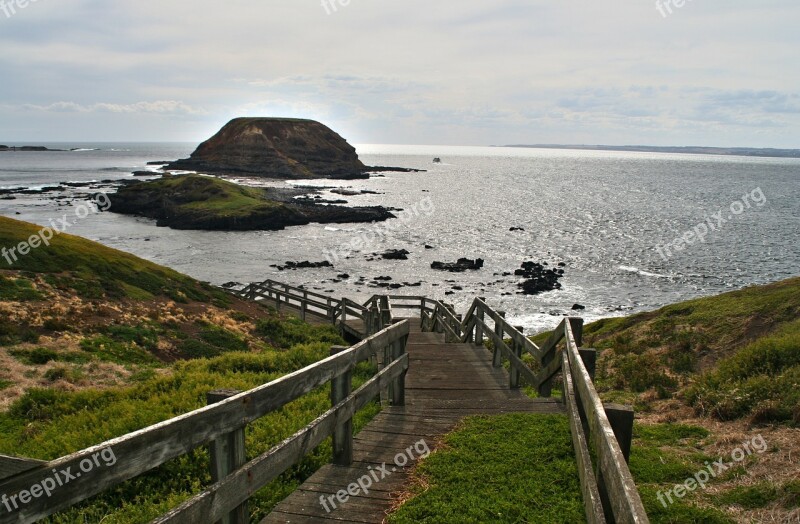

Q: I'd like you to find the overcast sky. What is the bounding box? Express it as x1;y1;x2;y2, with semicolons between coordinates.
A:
0;0;798;147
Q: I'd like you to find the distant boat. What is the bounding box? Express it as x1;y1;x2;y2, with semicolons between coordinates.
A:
432;157;442;163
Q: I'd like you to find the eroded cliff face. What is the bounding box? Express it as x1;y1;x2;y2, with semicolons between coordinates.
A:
168;118;367;179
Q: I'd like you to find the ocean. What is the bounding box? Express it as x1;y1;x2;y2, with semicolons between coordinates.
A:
1;143;799;333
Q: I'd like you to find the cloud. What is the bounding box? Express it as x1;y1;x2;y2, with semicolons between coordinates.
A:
18;100;207;115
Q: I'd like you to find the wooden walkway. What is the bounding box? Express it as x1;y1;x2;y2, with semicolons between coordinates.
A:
261;320;565;523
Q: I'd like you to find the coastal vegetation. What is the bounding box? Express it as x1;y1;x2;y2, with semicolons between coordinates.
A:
0;216;380;521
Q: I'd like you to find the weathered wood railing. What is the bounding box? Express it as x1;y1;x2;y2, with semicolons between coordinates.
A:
0;321;410;524
228;281;648;522
430;297;647;523
234;280;341;323
232;281;375;339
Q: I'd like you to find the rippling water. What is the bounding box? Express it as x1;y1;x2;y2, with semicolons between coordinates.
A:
2;143;798;332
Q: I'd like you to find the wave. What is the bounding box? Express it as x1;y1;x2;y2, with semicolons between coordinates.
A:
70;148;101;152
618;265;670;278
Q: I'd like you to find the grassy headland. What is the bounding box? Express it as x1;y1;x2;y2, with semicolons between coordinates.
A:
0;215;380;522
108;174;394;230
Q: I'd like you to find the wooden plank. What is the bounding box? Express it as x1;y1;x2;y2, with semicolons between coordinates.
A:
0;455;46;483
152;356;409;524
565;325;649;524
562;353;606;524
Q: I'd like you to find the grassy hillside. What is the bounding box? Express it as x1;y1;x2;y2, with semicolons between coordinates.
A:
530;276;800;523
0;216;380;521
573;277;800;425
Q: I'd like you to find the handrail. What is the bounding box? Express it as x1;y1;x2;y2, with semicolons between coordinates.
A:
444;300;649;523
0;320;410;524
226;280;649;522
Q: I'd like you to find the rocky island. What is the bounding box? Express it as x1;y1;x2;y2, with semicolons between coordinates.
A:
107;174;395;230
166;117;420;179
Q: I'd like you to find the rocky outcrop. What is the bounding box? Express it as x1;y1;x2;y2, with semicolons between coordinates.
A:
516;261;564;295
431;258;485;272
108;174;395;231
167;118;368;179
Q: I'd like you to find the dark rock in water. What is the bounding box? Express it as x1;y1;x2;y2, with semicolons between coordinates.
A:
337;273;350;279
558;262;567;267
424;244;434;249
516;261;564;295
132;171;158;177
221;281;242;289
571;304;586;310
374;276;392;281
381;249;410;260
510;227;525;231
431;258;484;272
271;261;333;271
364;166;426;174
167;117;370;179
146;160;171;166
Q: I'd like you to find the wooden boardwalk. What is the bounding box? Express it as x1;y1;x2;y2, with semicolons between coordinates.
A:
261;320;565;523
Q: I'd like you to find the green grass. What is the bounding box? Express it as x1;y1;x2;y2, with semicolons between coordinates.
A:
529;276;800;424
685;318;800;423
0;216;225;302
0;321;380;522
116;174;286;218
629;423;734;523
0;275;44;300
387;414;585;523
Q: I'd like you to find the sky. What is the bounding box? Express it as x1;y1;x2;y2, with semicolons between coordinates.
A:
0;0;798;147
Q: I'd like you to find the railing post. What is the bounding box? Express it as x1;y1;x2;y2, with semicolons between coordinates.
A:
596;403;635;521
578;348;597;381
391;336;407;406
330;345;353;466
476;298;485;345
207;390;248;524
300;292;307;321
492;311;506;367
455;314;463;341
568;317;584;347
509;326;524;389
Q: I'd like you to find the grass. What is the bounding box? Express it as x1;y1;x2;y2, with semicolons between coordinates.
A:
529;276;800;424
387;414;585;523
0;216;225;302
0;321;380;522
628;423;734;523
114;174;288;218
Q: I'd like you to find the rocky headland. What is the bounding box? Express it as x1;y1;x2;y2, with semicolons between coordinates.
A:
166;117;423;179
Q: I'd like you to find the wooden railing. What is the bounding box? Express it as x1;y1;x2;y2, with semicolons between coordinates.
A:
0;321;410;524
417;296;649;524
